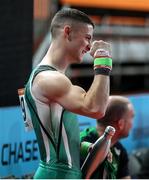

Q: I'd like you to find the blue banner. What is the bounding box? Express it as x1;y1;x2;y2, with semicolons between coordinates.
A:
0;107;39;178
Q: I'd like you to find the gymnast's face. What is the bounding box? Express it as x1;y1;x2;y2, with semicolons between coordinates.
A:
64;23;93;63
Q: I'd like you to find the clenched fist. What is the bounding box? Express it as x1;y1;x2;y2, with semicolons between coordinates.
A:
90;40;112;58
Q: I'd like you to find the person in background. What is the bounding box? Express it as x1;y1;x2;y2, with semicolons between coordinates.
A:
23;8;113;179
80;95;135;179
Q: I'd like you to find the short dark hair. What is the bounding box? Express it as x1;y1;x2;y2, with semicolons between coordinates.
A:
50;8;94;38
97;96;130;126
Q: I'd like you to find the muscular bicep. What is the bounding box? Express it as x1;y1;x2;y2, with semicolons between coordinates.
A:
57;84;87;113
45;73;87;113
33;71;102;118
33;71;87;113
57;85;101;118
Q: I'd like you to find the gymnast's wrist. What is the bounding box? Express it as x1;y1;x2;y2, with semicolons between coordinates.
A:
93;54;112;76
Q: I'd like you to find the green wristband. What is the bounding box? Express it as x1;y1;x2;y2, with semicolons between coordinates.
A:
94;58;112;67
81;141;92;159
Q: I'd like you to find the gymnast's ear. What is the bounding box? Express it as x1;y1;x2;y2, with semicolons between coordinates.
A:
63;25;72;41
118;118;125;130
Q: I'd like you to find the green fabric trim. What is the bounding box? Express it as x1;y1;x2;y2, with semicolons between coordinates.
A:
103;160;117;179
94;58;112;67
80;127;98;159
80;141;92;159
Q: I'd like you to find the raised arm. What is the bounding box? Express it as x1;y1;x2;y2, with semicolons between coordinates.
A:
32;40;112;119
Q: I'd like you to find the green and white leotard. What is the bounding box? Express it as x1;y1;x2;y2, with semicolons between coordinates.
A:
24;65;82;179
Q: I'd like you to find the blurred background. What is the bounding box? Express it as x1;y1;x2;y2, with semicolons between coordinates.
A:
0;0;149;178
